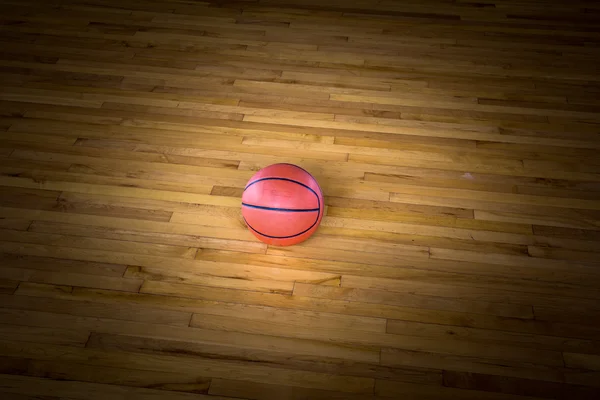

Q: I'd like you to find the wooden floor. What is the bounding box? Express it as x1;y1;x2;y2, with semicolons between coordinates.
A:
1;0;600;398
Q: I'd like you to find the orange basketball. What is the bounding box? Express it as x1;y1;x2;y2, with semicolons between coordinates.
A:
241;163;324;246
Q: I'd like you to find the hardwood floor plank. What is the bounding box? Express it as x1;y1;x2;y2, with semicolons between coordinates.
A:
533;306;600;328
327;206;532;234
442;370;600;400
0;341;376;394
341;274;600;306
266;243;429;267
188;314;564;367
29;220;267;254
528;246;600;263
293;283;534;319
0;176;226;205
429;248;600;287
26;271;142;292
381;347;566;384
375;379;548;400
0;392;59;400
389;184;600;211
132;266;295;294
8;149;253;184
0;219;31;231
8;292;376;364
189;303;386;333
208;378;380;400
0;373;232;400
0;253;126;277
33;281;600;340
0;280;19;295
564;353;600;371
0;207;254;241
0;229;199;259
26;360;213;395
0;187;61;210
88;329;382;366
474;209;600;230
0;324;89;347
2;290;192;326
386;319;600;355
0;241;336;291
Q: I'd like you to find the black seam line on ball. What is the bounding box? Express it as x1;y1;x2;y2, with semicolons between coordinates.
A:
243;177;321;217
243;215;320;239
242;203;319;213
244;177;317;196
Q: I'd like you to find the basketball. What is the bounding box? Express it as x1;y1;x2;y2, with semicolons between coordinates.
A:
241;163;324;246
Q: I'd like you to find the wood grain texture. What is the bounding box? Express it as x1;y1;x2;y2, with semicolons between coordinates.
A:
1;0;599;398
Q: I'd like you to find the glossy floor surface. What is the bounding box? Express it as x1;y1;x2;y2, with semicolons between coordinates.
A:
0;0;600;399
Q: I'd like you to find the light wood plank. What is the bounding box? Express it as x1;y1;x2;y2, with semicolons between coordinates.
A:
2;291;192;326
0;241;338;291
131;266;295;294
189;303;386;333
293;283;533;319
0;229;199;259
29;220;267;254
